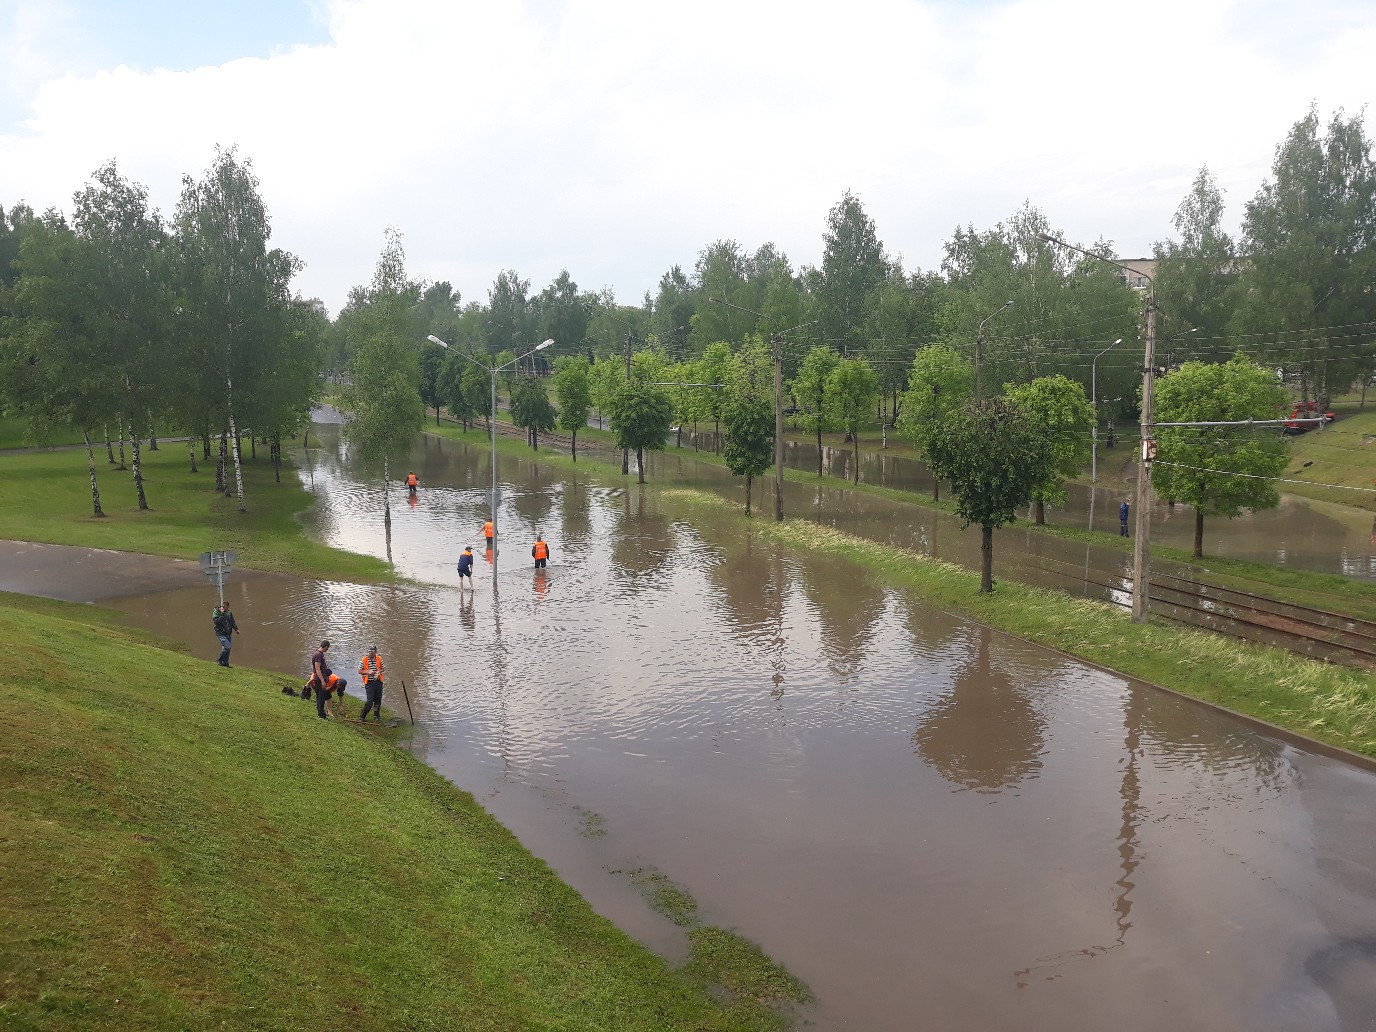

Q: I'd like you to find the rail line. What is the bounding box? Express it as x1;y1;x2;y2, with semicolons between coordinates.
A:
1031;554;1376;672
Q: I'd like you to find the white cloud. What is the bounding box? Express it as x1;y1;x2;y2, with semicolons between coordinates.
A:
1;0;1373;315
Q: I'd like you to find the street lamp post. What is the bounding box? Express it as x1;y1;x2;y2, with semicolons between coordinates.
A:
1091;337;1124;484
975;300;1015;400
428;334;554;594
1038;233;1156;624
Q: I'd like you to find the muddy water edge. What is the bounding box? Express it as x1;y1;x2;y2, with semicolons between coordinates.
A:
77;422;1376;1032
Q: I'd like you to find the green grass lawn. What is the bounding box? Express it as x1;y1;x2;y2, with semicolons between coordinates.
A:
0;595;804;1031
0;440;392;583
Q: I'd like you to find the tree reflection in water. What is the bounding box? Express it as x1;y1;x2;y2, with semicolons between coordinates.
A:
912;626;1048;794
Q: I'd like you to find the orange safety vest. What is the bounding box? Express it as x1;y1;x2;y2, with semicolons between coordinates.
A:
483;521;494;538
533;540;549;561
324;673;345;696
406;473;418;488
359;653;384;682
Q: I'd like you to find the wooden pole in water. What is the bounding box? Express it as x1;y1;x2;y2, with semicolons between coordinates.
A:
400;679;415;725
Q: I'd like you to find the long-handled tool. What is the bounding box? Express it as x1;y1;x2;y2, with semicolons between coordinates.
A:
400;679;415;725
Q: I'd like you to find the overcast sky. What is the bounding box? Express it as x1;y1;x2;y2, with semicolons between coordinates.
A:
1;0;1373;318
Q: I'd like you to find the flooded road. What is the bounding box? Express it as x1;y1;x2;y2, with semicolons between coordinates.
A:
685;433;1376;581
19;422;1376;1032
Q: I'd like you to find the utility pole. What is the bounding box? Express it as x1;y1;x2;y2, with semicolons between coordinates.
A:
622;332;632;476
773;332;785;521
1037;234;1155;623
1133;294;1156;624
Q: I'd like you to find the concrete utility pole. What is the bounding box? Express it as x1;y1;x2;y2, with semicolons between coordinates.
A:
622;332;633;476
773;332;785;521
1037;234;1155;624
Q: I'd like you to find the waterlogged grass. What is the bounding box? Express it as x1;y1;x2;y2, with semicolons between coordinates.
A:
614;866;810;1020
0;440;392;583
659;487;1376;760
0;598;804;1032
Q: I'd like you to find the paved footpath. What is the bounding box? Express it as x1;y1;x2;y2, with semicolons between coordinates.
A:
0;539;209;604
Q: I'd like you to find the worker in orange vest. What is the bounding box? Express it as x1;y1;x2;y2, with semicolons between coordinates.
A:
405;471;419;495
358;646;385;722
532;533;550;569
316;673;348;720
483;519;494;548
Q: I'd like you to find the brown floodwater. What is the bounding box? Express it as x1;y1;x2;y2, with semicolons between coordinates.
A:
686;432;1376;581
12;420;1376;1032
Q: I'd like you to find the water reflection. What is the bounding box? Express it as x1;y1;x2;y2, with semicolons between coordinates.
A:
913;626;1048;794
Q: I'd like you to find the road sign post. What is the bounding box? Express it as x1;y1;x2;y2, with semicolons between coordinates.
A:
199;549;237;606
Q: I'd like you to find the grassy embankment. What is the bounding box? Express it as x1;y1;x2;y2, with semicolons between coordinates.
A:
0;592;805;1030
0;441;391;584
432;420;1376;761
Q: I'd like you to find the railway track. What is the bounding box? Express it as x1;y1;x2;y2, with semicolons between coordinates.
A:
1031;554;1376;672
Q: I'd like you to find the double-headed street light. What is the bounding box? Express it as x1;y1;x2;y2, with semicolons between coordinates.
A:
1090;338;1124;483
427;334;554;594
1038;233;1156;624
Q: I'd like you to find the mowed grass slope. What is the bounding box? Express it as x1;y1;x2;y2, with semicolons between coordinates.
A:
0;599;797;1031
0;443;391;583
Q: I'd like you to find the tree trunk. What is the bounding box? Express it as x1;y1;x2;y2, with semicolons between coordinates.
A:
83;431;106;518
932;477;940;503
148;415;158;451
852;430;861;484
636;446;646;484
383;455;392;531
816;426;823;477
117;424;127;470
105;427;116;465
272;437;282;483
132;438;148;510
227;378;246;512
980;524;994;593
189;440;198;473
435;404;441;426
216;433;227;493
1194;509;1205;559
202;433;212;460
250;435;256;460
745;473;753;516
622;447;629;476
571;430;578;463
1033;499;1045;525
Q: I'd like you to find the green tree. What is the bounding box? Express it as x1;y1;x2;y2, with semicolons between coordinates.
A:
339;229;425;532
553;355;592;460
1002;374;1094;524
510;377;557;449
721;392;774;515
485;269;532;352
789;345;841;476
533;270;591;357
1153;167;1237;355
813;191;889;353
6;212;117;515
924;397;1056;593
941;203;1138;409
825;356;879;484
1230;106;1376;401
608;380;673;484
1152;356;1289;558
176;146;301;512
896;345;973;501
